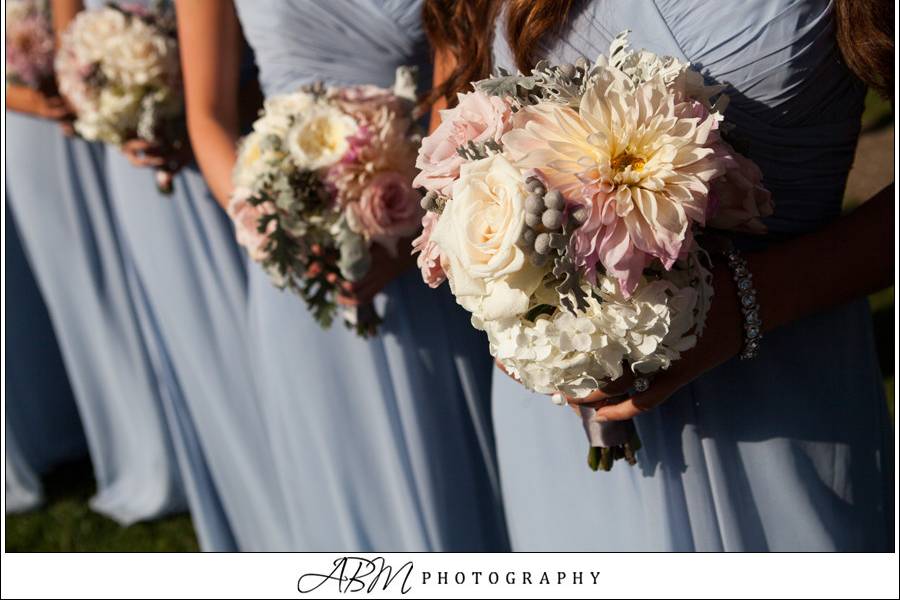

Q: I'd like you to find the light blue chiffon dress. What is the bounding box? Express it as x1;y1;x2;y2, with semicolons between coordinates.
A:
5;111;185;524
491;0;893;552
5;203;86;513
90;0;288;550
233;0;508;551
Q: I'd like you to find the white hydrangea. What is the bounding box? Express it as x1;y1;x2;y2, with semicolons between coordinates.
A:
483;294;628;399
484;253;713;399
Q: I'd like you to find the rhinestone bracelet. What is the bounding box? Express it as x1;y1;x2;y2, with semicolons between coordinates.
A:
724;248;763;360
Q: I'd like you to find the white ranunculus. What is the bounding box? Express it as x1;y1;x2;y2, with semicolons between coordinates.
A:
234;131;285;190
255;91;317;138
285;103;357;171
430;154;544;321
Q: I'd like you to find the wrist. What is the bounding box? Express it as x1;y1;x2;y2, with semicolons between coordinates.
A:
746;249;792;335
710;261;745;360
6;85;41;116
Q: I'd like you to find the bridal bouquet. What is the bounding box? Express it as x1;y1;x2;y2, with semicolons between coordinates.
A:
229;67;424;337
54;1;184;193
5;0;55;91
414;33;772;470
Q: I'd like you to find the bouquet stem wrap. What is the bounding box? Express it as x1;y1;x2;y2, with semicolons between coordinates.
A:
579;409;641;471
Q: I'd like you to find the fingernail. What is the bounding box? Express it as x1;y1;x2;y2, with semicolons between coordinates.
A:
594;414;608;422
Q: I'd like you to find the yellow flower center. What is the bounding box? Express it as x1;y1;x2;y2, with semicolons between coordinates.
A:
245;140;262;164
610;152;646;173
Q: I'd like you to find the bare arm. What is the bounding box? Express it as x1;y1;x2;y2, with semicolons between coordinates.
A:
753;186;893;331
426;55;895;418
175;0;243;209
52;0;83;44
6;84;68;118
586;185;894;422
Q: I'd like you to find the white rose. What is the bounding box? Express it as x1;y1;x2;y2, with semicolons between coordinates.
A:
285;103;357;170
430;154;544;321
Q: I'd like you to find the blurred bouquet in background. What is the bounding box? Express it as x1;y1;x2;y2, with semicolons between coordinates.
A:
54;1;184;192
229;67;423;337
5;0;55;91
414;32;772;469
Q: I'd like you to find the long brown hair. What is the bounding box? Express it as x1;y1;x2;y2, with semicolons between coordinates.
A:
424;0;894;107
422;0;498;108
834;0;893;98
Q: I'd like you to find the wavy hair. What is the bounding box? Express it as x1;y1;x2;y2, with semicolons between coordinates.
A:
424;0;894;107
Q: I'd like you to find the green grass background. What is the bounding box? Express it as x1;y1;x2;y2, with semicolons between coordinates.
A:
5;92;895;552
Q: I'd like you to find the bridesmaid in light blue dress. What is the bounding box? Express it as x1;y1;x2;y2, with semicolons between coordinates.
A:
89;0;291;550
490;0;892;551
5;107;185;524
228;0;507;551
5;204;85;513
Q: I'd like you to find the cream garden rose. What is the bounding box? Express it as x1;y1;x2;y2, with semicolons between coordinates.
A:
286;103;358;171
430;154;543;321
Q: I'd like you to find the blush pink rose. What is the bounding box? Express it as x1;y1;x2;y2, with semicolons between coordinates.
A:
413;91;513;195
411;211;446;288
351;171;423;254
228;187;277;263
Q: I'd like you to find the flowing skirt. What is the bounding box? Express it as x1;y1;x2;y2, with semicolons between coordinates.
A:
104;152;291;550
493;299;893;551
5;204;86;513
6;113;184;524
247;265;508;551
